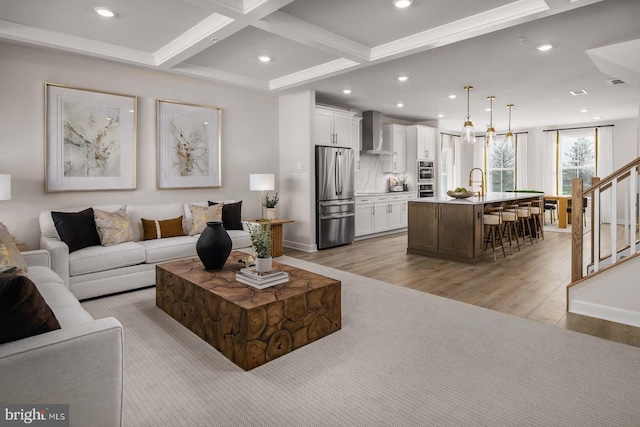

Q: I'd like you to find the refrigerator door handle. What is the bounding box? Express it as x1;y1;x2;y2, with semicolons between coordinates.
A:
319;200;355;207
335;151;340;197
319;212;355;220
338;151;343;196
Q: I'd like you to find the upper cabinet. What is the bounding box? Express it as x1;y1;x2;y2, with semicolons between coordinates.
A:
315;106;356;148
406;125;436;160
382;124;406;173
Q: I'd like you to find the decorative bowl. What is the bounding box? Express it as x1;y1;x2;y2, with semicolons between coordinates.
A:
447;190;475;199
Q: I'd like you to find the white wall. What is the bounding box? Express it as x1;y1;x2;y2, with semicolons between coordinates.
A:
278;91;315;251
0;42;279;249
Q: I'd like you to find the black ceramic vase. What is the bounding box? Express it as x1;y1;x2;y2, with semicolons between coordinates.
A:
196;221;232;270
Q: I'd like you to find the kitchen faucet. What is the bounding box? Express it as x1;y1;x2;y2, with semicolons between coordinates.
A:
469;168;486;197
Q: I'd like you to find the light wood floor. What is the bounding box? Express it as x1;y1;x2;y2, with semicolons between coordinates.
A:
284;228;640;348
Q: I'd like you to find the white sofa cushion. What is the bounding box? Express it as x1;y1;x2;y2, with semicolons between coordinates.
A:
127;203;185;242
33;274;93;327
228;229;251;249
69;241;146;276
27;265;65;285
39;205;124;239
138;235;198;264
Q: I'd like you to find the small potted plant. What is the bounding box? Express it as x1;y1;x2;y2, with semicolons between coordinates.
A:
247;220;273;272
264;192;279;220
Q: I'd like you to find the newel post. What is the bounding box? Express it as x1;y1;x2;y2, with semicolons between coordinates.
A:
571;178;583;282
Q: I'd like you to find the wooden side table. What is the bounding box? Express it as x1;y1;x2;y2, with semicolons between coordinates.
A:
249;219;294;257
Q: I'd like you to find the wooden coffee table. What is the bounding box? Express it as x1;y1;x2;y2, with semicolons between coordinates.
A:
156;251;341;370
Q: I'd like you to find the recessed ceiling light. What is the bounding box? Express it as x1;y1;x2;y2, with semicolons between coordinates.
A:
437;114;445;118
593;116;601;120
580;109;589;113
485;108;492;112
448;94;457;99
396;103;404;108
128;109;134;113
570;89;588;96
94;7;115;17
258;55;271;62
397;76;409;82
343;89;352;94
393;0;413;8
536;43;554;51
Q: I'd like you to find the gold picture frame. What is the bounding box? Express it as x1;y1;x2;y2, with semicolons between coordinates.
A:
156;99;222;189
45;83;137;192
44;83;138;192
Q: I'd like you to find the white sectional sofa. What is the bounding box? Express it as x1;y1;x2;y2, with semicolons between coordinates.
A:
39;201;251;300
0;250;123;427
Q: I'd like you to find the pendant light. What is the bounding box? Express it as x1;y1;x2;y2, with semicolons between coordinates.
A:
485;96;497;147
460;86;475;144
504;104;515;146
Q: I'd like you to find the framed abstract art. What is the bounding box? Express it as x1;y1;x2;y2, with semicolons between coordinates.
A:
45;83;137;192
156;99;221;189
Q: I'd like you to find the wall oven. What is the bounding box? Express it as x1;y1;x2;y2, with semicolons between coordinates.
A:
418;160;435;197
417;160;434;182
418;182;435;198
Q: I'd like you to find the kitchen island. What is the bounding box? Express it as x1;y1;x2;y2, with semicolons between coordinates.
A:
407;192;544;264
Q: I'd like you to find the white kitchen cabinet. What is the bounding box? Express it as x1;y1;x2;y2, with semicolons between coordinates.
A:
406;125;436;159
382;124;406;173
315;106;355;147
355;196;374;237
402;193;417;227
387;195;404;230
355;193;417;237
352;117;362;171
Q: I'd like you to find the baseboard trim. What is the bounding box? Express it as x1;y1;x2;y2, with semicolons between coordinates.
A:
569;300;640;327
283;240;317;253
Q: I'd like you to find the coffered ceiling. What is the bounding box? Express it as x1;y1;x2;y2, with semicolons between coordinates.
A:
1;0;639;130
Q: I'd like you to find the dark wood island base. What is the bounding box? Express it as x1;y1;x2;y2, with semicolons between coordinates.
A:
407;193;544;264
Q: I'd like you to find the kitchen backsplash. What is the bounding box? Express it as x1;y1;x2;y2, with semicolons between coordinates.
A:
355;153;417;193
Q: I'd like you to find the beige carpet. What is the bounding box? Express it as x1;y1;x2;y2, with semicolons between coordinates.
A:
82;256;640;427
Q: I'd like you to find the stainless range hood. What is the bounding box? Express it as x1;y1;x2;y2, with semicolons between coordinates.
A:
361;110;395;155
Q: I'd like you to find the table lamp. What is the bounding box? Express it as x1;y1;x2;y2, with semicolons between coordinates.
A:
0;174;11;201
249;174;274;219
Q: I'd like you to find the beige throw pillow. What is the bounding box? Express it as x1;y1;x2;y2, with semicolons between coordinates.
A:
94;208;133;246
0;223;28;273
188;204;223;236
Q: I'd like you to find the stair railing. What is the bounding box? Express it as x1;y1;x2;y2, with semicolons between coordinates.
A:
571;158;640;283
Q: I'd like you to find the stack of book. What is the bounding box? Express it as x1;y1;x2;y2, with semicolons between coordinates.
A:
235;268;289;289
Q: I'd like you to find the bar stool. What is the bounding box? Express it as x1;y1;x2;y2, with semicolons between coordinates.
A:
501;204;521;254
530;200;544;240
484;207;506;261
544;199;557;224
517;202;535;246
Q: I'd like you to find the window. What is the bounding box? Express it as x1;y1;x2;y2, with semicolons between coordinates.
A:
441;148;451;194
487;140;515;192
558;130;595;195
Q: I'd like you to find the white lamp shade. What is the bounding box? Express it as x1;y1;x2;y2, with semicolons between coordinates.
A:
249;174;275;191
0;174;10;201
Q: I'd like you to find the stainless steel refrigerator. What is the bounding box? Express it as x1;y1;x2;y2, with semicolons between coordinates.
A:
315;145;355;250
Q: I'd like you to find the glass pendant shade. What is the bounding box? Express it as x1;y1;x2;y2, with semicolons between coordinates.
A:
460;121;475;144
503;104;515;146
485;126;497;146
485;96;496;147
459;86;475;144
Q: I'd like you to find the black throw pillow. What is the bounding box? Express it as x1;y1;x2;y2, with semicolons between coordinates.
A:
0;274;61;344
51;208;101;253
208;201;243;230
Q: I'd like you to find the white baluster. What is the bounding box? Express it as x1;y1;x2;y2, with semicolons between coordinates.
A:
611;179;617;265
631;166;637;256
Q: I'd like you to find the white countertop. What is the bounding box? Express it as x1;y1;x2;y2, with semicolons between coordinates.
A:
355;191;417;196
412;192;543;205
